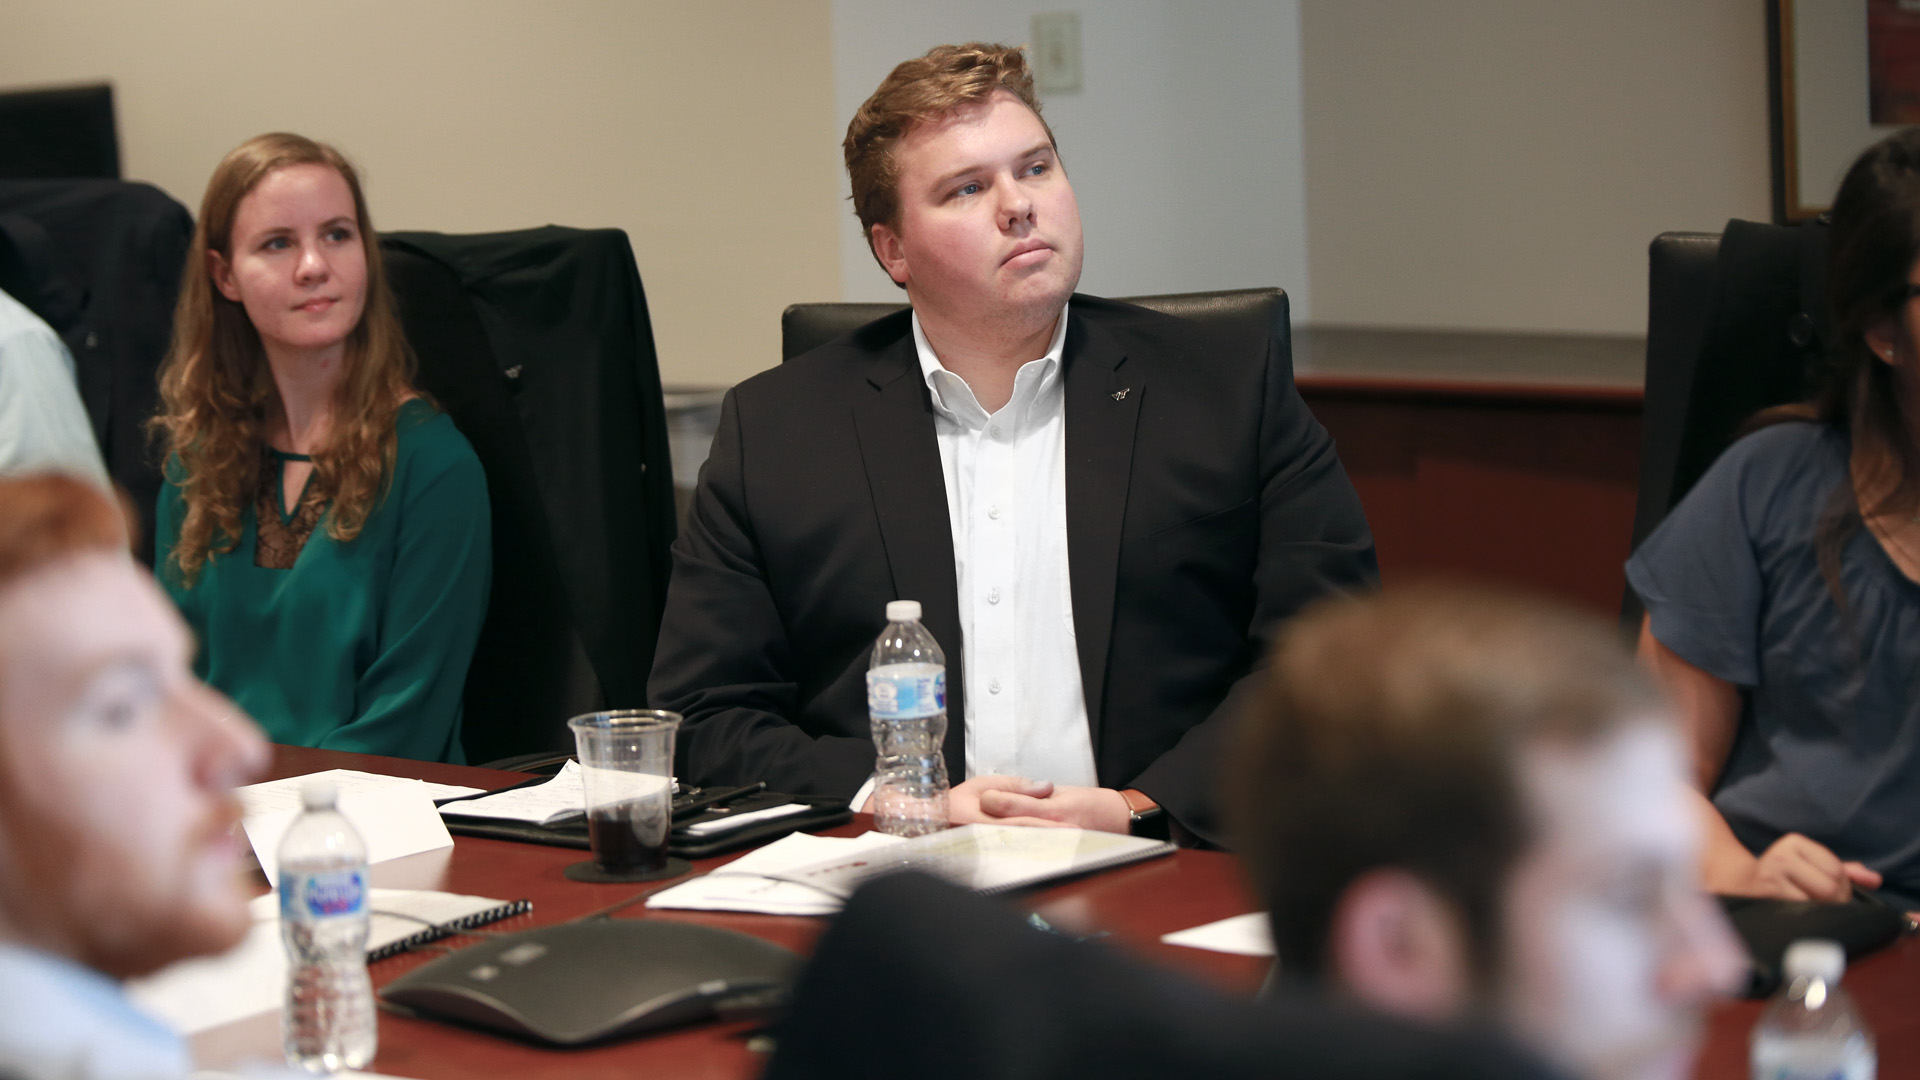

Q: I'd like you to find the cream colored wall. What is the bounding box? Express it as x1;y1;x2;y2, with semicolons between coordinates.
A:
1300;1;1773;335
4;3;1782;364
0;0;842;387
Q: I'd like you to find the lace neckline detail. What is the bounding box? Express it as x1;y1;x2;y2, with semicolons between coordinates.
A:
254;451;323;569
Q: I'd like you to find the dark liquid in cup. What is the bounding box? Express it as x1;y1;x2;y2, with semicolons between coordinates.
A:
587;797;669;874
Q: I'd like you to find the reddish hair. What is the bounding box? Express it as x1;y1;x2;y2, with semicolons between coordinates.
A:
0;475;133;590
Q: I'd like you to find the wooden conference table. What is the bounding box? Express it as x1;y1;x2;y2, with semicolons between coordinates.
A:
197;746;1920;1080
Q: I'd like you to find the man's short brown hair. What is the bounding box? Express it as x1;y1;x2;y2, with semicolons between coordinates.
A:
843;42;1057;246
1227;584;1664;982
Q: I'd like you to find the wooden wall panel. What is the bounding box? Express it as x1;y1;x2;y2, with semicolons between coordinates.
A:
1304;389;1642;617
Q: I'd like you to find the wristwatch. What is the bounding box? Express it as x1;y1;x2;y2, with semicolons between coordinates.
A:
1120;788;1169;841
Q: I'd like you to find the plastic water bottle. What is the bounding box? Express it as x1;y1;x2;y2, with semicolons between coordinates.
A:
1750;938;1876;1080
279;779;377;1073
867;599;950;836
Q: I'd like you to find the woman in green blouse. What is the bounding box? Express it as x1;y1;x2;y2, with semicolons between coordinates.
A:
150;133;490;763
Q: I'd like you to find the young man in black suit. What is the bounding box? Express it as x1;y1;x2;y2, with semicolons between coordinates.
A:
650;43;1374;844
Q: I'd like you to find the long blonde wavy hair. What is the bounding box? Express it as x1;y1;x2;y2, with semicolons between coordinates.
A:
151;133;419;585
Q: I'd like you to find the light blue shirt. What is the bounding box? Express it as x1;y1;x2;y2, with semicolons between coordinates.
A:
0;285;108;486
0;944;189;1080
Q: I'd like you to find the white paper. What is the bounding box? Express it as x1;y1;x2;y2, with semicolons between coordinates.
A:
1160;912;1275;957
130;889;515;1036
578;765;672;805
437;760;587;825
241;774;455;888
646;831;905;916
236;769;480;819
768;823;1169;898
191;1072;420;1079
680;800;813;836
130;918;284;1037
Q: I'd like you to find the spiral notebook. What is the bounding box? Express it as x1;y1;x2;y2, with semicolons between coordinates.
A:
127;888;534;1037
366;890;535;961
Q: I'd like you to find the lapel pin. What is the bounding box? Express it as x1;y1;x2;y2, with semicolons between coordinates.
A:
1111;388;1130;401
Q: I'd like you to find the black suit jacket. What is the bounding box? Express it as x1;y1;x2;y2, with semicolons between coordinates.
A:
766;873;1563;1080
0;180;194;563
383;228;677;762
649;294;1375;843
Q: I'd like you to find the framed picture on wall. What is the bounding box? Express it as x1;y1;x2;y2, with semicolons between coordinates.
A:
1770;0;1920;221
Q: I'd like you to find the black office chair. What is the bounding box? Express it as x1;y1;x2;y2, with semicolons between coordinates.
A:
780;286;1290;362
0;180;195;560
1623;219;1831;627
382;227;677;767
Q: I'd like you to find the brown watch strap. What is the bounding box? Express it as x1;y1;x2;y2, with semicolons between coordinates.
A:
1119;788;1159;816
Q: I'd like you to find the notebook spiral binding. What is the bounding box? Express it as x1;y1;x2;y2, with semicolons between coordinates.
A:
366;899;535;962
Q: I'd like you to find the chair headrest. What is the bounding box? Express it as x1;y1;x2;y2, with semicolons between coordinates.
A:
779;287;1289;363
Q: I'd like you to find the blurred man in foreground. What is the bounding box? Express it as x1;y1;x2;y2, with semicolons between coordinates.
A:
771;585;1738;1080
1232;585;1746;1080
0;474;268;1078
771;873;1559;1080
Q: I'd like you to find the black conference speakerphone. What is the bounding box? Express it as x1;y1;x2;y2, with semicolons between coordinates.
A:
380;920;799;1045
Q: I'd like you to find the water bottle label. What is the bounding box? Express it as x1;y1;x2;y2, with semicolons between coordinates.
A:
1751;1038;1875;1080
281;868;366;921
867;669;945;719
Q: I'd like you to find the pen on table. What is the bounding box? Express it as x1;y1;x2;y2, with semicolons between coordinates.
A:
433;772;550;807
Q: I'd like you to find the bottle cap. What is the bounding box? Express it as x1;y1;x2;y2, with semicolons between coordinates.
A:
1783;938;1845;984
887;600;922;622
300;778;339;811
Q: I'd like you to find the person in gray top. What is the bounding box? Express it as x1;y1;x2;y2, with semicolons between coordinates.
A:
1631;126;1920;907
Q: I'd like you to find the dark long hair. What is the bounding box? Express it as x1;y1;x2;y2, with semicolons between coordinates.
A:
1755;127;1920;603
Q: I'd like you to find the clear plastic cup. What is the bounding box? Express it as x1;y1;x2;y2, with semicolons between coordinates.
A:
567;710;680;875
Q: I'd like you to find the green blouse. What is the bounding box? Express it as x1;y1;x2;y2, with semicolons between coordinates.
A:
158;401;491;763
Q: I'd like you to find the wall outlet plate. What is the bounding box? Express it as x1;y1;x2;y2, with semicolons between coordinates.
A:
1032;12;1083;94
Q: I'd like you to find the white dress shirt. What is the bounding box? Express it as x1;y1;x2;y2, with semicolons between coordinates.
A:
850;306;1098;810
916;305;1097;787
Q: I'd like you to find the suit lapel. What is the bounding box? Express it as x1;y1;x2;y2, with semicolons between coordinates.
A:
852;338;967;778
1062;312;1142;749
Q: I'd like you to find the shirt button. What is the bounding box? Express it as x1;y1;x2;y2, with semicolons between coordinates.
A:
987;505;1000;520
989;679;1002;694
990;425;1002;438
988;588;1001;604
